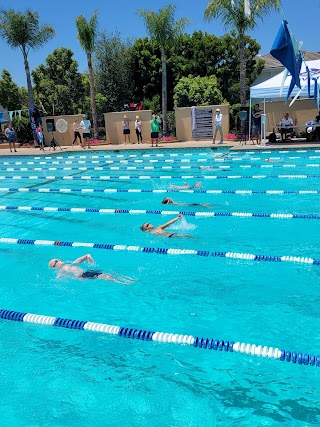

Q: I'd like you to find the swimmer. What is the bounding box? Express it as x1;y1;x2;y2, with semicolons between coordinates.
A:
162;197;211;208
48;254;133;284
199;165;229;171
140;214;192;238
213;152;229;158
264;158;283;163
169;181;202;190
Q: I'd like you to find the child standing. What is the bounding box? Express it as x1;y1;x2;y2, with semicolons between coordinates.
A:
36;124;44;150
135;115;142;144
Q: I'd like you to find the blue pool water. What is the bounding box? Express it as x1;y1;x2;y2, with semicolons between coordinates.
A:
0;147;320;426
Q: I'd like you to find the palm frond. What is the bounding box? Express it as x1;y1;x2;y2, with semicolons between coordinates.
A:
137;5;190;48
204;0;281;32
76;11;98;54
0;8;54;50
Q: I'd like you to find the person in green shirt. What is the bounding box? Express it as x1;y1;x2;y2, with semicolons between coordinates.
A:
150;114;161;147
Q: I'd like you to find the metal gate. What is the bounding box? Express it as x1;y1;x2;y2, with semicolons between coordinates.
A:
191;108;213;140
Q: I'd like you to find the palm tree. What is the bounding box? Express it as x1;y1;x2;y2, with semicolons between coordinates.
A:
76;12;99;139
137;5;190;135
204;0;281;106
0;8;55;109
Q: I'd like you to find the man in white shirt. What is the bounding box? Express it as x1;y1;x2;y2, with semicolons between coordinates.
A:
213;108;223;144
279;113;293;142
80;114;91;149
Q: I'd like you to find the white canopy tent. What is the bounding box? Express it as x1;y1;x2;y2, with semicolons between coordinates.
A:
249;60;320;143
250;59;320;101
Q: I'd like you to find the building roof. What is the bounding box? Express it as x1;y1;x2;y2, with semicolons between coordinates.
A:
259;51;320;69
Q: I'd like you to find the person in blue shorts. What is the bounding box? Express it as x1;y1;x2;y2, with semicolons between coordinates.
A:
49;254;133;284
162;197;211;208
140;214;192;237
4;122;17;152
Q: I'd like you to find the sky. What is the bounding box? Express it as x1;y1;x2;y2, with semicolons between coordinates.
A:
0;0;319;88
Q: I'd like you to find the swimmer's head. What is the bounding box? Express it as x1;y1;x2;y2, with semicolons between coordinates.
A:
48;259;63;268
140;223;154;232
264;158;270;162
162;197;173;204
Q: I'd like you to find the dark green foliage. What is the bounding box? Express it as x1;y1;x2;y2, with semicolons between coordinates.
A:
0;69;22;110
94;31;134;112
130;31;263;109
173;75;224;108
32;48;85;116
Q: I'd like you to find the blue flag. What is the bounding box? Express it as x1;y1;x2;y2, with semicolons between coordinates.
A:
306;66;311;99
286;52;302;101
313;78;318;107
270;20;301;89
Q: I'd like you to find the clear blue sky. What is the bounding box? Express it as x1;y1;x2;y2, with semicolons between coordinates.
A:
0;0;319;88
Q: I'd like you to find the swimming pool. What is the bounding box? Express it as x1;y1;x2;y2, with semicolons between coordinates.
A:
0;147;320;426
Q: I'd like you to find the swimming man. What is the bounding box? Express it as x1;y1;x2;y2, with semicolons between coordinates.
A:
140;214;192;238
169;182;202;190
264;158;284;163
162;197;211;208
48;254;132;284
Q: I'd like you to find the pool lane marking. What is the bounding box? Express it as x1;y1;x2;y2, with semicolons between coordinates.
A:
0;308;318;367
2;156;320;167
3;162;320;172
0;204;319;221
0;174;318;180
0;187;319;195
5;148;320;162
0;237;319;266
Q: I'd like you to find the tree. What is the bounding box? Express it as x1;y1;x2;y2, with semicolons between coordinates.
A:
94;31;134;112
174;75;224;107
32;48;85;115
204;0;280;106
130;37;162;105
76;11;99;138
0;69;21;110
137;5;190;134
0;8;55;109
129;31;263;110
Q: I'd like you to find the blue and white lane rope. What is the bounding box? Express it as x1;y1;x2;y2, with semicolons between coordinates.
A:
0;174;319;181
3;156;320;166
0;237;319;266
1;187;319;196
1;204;319;221
13;148;320;161
3;163;320;172
0;308;318;367
0;165;232;172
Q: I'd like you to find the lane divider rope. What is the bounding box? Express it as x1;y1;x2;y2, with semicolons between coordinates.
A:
3;156;320;167
2;163;320;172
0;308;318;367
9;148;320;162
0;174;318;181
0;236;319;266
1;204;319;221
0;187;319;195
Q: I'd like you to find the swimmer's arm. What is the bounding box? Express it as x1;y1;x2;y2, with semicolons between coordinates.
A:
72;254;94;264
159;214;182;230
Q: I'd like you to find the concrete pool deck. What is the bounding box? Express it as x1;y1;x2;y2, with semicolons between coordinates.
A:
0;139;320;156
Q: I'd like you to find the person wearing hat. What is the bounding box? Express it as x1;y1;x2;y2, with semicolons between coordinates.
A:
135;115;142;144
122;115;130;144
213;108;223;144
